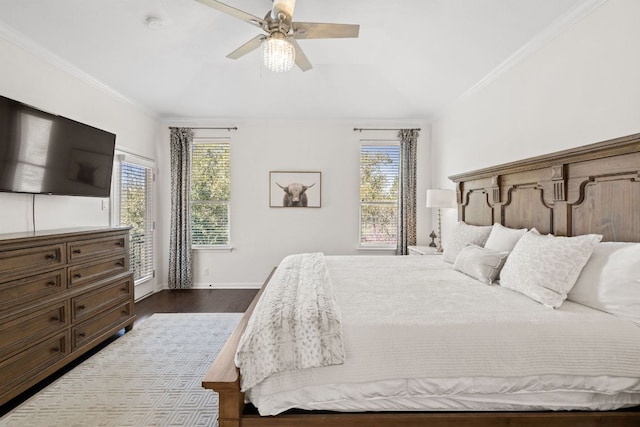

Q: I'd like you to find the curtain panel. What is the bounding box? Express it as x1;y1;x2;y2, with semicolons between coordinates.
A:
169;127;194;289
397;129;419;255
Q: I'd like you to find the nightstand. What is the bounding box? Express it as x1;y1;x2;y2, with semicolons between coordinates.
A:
407;245;441;256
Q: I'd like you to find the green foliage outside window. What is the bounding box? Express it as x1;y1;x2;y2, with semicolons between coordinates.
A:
360;145;400;246
120;162;153;281
191;142;230;246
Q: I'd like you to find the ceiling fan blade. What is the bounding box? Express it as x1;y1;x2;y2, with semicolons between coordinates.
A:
226;34;265;59
288;38;312;72
272;0;296;19
195;0;265;28
292;22;360;39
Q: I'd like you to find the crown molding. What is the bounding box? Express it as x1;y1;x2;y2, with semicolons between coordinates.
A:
431;0;609;122
0;21;158;120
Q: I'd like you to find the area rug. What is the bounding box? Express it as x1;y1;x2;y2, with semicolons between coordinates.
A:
0;313;242;427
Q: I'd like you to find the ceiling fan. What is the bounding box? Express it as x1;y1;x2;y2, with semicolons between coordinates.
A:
195;0;360;72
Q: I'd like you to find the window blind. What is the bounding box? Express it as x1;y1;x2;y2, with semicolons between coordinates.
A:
119;161;154;282
191;141;230;246
359;144;400;246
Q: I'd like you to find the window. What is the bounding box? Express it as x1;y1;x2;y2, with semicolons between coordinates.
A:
117;159;155;283
359;142;400;247
191;139;230;246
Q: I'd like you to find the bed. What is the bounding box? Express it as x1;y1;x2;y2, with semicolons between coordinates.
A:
203;132;640;427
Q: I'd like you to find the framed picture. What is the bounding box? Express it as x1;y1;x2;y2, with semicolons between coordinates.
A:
269;171;321;208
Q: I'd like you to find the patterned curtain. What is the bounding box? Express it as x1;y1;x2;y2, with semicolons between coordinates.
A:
397;129;419;255
169;127;194;289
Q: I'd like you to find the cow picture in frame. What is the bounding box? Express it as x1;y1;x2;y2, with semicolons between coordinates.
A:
270;171;321;208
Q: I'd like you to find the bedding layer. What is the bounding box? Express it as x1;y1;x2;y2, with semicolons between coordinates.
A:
235;252;344;391
244;255;640;415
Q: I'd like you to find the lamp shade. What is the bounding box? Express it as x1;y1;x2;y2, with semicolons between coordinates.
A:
426;189;457;209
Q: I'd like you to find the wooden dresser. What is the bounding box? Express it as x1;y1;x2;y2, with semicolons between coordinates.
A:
0;226;136;405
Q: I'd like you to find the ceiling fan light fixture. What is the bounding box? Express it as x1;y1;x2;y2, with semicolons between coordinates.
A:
262;34;295;73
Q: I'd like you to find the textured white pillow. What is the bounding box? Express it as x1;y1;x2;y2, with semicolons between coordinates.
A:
442;222;492;264
499;230;602;308
568;242;640;324
453;244;509;284
484;223;527;252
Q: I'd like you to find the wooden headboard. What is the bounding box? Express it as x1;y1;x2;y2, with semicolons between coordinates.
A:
449;133;640;242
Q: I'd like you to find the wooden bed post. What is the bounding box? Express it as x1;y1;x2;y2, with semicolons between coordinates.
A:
202;318;249;427
215;381;244;427
202;268;275;427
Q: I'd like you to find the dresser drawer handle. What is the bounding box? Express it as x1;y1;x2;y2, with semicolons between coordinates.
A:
77;304;86;310
121;309;129;315
116;241;124;247
44;254;56;260
73;249;82;254
50;316;60;322
78;332;86;338
46;281;57;287
120;287;128;292
116;261;125;267
51;347;60;353
73;273;82;279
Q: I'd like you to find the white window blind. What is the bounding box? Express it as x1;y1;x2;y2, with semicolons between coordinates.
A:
191;140;230;246
119;161;155;282
359;143;400;247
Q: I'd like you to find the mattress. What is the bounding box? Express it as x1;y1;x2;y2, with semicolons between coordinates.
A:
244;255;640;415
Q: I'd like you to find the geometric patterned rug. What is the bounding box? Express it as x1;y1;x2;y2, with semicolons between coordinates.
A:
0;313;242;427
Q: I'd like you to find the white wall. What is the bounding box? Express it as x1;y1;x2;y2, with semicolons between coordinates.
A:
158;121;430;288
0;35;163;295
430;0;640;234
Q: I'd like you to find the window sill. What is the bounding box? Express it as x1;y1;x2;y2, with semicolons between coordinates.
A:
193;245;234;253
134;275;154;287
357;246;397;252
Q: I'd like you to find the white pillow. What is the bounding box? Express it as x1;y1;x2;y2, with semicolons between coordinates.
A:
484;223;527;252
499;229;602;308
442;222;492;264
453;244;509;285
568;242;640;324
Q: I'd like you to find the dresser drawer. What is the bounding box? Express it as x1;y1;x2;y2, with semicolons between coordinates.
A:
68;234;127;263
0;269;66;312
0;244;65;283
68;255;129;288
0;302;68;359
0;332;69;398
72;302;133;350
72;276;132;322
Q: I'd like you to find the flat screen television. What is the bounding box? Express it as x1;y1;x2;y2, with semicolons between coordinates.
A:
0;94;116;197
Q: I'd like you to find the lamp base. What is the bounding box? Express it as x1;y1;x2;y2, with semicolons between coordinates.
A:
437;208;444;253
428;230;437;247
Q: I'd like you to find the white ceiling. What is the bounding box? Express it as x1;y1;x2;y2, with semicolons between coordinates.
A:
0;0;595;121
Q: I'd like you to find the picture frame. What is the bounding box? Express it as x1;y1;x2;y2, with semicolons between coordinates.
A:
269;171;321;208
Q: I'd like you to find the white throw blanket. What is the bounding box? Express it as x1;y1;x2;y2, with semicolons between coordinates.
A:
235;253;345;391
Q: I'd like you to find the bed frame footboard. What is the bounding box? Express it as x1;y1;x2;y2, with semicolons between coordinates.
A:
202;269;274;427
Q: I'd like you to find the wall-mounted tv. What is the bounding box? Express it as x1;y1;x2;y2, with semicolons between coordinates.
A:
0;94;116;198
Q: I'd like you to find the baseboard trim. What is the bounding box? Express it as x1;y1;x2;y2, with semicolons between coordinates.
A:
191;282;262;290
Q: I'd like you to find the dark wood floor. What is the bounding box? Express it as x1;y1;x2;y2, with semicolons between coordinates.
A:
0;288;258;417
135;288;258;324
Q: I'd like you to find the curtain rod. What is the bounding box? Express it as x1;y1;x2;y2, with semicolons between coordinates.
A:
353;127;421;132
168;126;238;131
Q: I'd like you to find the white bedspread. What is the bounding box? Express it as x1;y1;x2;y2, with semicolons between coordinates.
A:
235;253;345;391
245;255;640;415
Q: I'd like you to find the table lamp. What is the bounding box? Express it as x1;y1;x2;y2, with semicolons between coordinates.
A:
426;189;457;252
